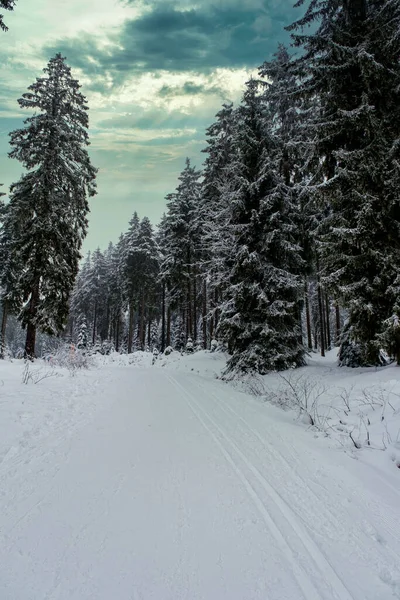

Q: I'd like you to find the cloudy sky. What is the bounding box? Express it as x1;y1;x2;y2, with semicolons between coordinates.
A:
0;0;301;252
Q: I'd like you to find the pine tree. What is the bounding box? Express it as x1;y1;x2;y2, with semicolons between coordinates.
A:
218;79;305;374
135;216;159;350
161;159;202;345
200;102;237;344
287;0;400;366
0;0;16;32
122;211;140;353
77;315;88;350
6;54;97;357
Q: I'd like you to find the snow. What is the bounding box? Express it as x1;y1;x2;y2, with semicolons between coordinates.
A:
1;351;400;599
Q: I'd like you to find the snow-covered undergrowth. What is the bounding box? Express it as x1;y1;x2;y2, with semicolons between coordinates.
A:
0;355;104;474
151;347;400;477
1;346;399;491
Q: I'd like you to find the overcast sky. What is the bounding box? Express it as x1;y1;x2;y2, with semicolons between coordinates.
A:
0;0;301;252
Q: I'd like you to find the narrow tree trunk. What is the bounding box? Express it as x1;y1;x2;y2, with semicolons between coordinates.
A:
166;301;171;348
161;282;166;352
128;301;134;353
187;286;192;340
181;306;186;350
214;288;219;331
147;317;151;348
105;301;110;341
317;277;326;357
25;280;40;359
187;248;192;340
0;301;8;359
209;285;214;342
335;301;341;344
115;313;120;352
92;302;97;346
325;293;331;350
202;279;207;349
139;290;145;350
304;279;313;350
193;272;197;344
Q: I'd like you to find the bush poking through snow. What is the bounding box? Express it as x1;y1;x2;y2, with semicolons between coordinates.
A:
271;373;328;429
21;360;62;385
45;345;94;374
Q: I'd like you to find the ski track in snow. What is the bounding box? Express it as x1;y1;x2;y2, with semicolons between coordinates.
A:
1;360;400;599
166;373;353;600
183;372;400;599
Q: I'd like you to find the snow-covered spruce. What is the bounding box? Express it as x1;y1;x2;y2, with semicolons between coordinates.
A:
3;54;96;358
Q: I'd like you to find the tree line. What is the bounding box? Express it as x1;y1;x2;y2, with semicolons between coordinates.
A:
1;0;400;373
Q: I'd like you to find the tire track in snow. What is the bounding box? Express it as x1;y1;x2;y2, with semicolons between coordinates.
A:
166;373;355;600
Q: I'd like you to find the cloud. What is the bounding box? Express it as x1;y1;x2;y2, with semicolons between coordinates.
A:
42;0;301;92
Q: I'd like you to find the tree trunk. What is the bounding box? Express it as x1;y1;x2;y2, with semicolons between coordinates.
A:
92;302;97;346
161;282;166;352
317;277;326;357
166;301;171;348
139;290;145;350
193;271;197;344
128;301;134;353
187;248;192;340
202;279;207;349
0;301;8;359
214;288;219;331
325;293;331;350
147;317;151;348
25;280;40;359
25;322;37;360
115;313;120;352
187;286;192;340
335;302;341;344
304;279;313;350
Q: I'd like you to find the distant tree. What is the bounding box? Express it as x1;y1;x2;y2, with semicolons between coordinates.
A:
135;217;159;350
200;102;237;345
161;159;202;346
77;315;88;350
6;53;97;357
0;0;16;32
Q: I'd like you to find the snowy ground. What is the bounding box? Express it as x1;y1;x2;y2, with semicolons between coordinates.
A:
1;350;400;599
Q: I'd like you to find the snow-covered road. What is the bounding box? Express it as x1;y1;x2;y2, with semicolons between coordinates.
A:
1;365;400;599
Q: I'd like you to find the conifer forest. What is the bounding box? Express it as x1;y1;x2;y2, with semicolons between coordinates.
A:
1;0;400;373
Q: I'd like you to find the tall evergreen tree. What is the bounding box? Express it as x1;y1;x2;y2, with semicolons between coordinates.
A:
218;79;305;374
6;53;97;357
200;102;237;343
122;211;141;352
135;217;159;350
288;0;400;366
162;159;202;345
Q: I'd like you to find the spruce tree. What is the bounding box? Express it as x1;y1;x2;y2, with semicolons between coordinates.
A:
287;0;400;366
0;0;16;32
218;79;305;374
122;211;141;352
162;159;202;344
200;102;237;343
7;53;97;357
135;217;159;350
